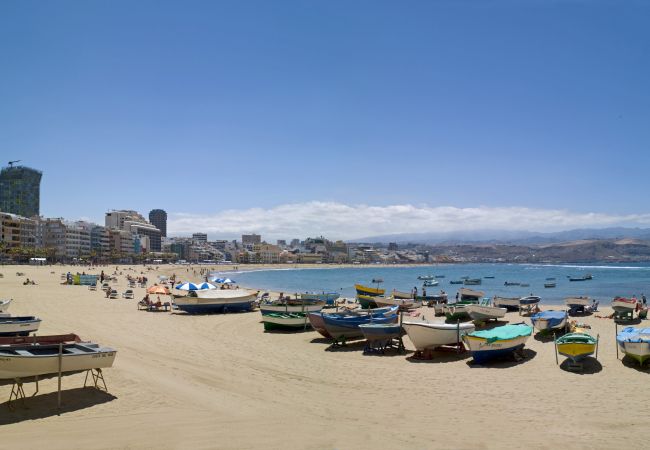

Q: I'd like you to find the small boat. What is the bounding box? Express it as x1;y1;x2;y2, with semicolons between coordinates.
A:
434;275;445;278
374;296;422;310
611;297;638;313
355;284;385;297
0;316;41;337
565;296;590;308
0;299;12;314
569;274;593;282
556;332;598;364
358;323;402;343
423;280;439;287
520;283;530;288
297;292;340;305
443;298;480;322
175;289;257;314
530;310;567;332
544;282;556;288
483;276;495;279
260;298;325;314
459;288;484;301
492;296;520;311
546;277;556;281
0;340;117;379
449;280;463;285
415;293;448;306
392;290;413;299
616;327;650;365
519;296;541;307
504;281;520;286
261;312;311;331
402;320;475;350
417;275;435;280
467;299;507;322
357;294;379;309
463;278;482;285
322;306;398;341
462;324;533;363
0;333;81;346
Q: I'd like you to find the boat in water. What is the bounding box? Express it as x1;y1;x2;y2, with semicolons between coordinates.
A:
569;274;593;282
466;299;507;322
463;278;482;286
0;316;42;336
0;299;11;314
616;327;650;365
504;281;521;286
0;340;116;380
422;280;439;287
402;320;475;350
530;310;567;332
174;289;257;314
462;324;533;364
417;275;435;280
449;280;463;285
544;282;556;288
492;296;521;311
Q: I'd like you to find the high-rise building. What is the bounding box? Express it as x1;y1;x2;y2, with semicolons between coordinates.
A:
105;210;162;252
0;165;42;217
149;209;167;237
192;233;207;243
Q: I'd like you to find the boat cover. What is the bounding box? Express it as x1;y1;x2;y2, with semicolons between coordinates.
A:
530;310;566;327
467;324;533;343
556;332;597;345
616;327;650;343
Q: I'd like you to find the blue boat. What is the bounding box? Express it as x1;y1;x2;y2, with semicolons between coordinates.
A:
174;289;257;314
530;310;567;332
297;292;340;305
463;324;534;363
322;305;399;341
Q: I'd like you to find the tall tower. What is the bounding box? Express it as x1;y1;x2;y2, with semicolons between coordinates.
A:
0;164;42;217
149;209;167;237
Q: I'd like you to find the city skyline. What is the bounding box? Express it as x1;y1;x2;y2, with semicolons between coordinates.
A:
2;1;649;240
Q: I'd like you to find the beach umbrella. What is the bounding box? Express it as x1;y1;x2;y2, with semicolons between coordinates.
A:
222;278;235;284
196;282;217;290
175;282;200;291
209;277;224;283
147;285;170;295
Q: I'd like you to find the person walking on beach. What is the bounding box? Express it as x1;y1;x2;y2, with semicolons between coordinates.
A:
643;294;647;306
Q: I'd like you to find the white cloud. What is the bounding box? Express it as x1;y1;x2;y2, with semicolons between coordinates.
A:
167;201;650;241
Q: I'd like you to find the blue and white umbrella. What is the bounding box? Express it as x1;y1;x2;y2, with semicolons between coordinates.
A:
195;282;217;290
210;277;224;283
222;278;235;284
175;282;200;291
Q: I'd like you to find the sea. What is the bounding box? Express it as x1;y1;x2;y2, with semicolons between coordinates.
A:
212;263;650;305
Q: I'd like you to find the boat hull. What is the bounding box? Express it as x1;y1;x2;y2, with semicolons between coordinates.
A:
297;293;340;305
355;284;385;297
0;317;42;337
402;321;475;350
358;324;402;341
556;341;597;362
262;313;310;330
322;307;398;340
565;297;590;308
260;303;324;314
463;334;531;364
0;300;11;314
611;298;637;313
492;297;520;311
466;305;507;321
530;312;567;331
175;290;257;314
308;312;331;338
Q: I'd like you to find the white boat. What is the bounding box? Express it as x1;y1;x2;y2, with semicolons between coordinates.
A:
261;313;311;330
466;303;507;321
459;288;484;301
260;300;325;314
174;289;257;313
402;320;476;350
611;297;638;313
0;299;11;313
564;296;590;308
374;296;422;310
492;296;520;311
617;327;650;365
0;316;41;336
0;342;116;379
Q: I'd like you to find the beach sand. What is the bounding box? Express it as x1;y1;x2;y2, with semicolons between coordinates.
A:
0;264;647;449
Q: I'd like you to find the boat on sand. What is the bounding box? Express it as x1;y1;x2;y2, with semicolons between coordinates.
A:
462;324;533;364
616;327;650;366
402;320;475;350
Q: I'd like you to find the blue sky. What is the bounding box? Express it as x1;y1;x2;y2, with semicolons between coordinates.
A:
1;1;649;239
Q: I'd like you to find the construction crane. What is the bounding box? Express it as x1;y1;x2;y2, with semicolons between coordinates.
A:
8;160;21;167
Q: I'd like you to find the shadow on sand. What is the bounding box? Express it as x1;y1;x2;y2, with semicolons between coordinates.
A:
0;387;117;425
467;348;537;369
620;355;650;373
558;357;603;374
406;349;471;364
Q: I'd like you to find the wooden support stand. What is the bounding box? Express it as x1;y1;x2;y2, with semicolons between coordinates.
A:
84;368;108;392
8;378;27;410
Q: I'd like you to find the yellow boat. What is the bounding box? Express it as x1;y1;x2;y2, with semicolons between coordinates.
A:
555;331;598;363
355;284;385;297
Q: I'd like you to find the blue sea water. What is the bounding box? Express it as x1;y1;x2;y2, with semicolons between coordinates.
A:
213;263;650;305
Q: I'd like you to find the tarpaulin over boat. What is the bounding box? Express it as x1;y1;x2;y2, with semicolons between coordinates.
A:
616;327;650;343
530;310;566;328
467;324;533;343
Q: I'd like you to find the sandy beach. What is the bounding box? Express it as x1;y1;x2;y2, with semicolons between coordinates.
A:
0;263;648;449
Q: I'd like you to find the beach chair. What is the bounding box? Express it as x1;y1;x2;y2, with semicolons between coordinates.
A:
109;290;119;299
122;289;134;299
89;284;97;291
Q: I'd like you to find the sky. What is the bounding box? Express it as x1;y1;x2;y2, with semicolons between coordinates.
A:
1;1;649;240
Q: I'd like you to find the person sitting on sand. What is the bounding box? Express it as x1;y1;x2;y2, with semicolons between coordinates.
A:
23;278;30;285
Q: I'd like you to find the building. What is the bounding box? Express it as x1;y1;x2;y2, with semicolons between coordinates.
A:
254;243;282;264
290;239;300;248
277;239;287;246
108;229;135;256
388;242;398;251
242;234;261;248
0;212;37;251
106;210;161;252
192;233;207;243
0;165;42;217
149;209;167;237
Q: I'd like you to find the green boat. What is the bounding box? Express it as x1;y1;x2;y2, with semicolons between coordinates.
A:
443;300;478;322
357;294;380;309
261;312;310;331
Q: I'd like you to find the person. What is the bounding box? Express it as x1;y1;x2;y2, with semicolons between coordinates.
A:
105;288;111;298
23;278;30;285
422;287;427;297
643;294;647;306
455;292;459;301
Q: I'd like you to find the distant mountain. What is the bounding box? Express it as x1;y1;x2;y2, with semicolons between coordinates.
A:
350;227;650;245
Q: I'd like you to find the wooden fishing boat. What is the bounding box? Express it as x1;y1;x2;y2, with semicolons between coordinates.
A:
402;321;475;350
443;298;480;322
530;310;567;332
297;292;340;305
422;280;439;287
611;297;638;313
374;296;422;310
321;306;398;341
260;298;325;314
459;288;484;301
392;290;413;299
519;296;541;307
492;296;520;311
466;299;507;321
357;294;379;309
355;284;385;297
175;289;257;314
569;274;592;282
463;278;482;286
544;282;556;288
616;327;650;365
556;332;598;363
417;275;435;280
0;341;116;379
0;299;11;314
565;296;590;308
504;281;520;286
358;323;402;343
0;333;81;346
449;280;463;285
416;293;448;307
0;316;41;336
262;312;311;331
462;324;533;363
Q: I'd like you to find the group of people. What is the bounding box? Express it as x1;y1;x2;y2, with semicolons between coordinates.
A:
23;278;37;285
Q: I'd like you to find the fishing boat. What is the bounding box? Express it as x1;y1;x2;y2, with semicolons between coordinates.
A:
417;275;435;280
374;296;422;310
434;275;445;278
392;290;413;299
530;310;567;332
484;276;495;279
520;283;530;288
422;280;439;287
308;311;333;338
416;292;448;307
0;316;41;336
261;312;312;331
462;324;534;363
260;297;325;314
569;274;593;282
358;323;402;345
611;297;638;313
459;288;484;301
463;278;482;286
355;284;385;297
466;299;507;322
544;282;556;288
0;333;81;346
565;296;591;308
357;294;380;309
0;341;117;379
321;306;398;341
616;327;650;365
492;296;521;311
519;295;541;308
443;298;480;322
0;299;11;313
504;281;520;286
556;331;598;364
297;292;340;305
174;289;257;314
449;280;463;285
402;320;475;350
546;277;556;281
